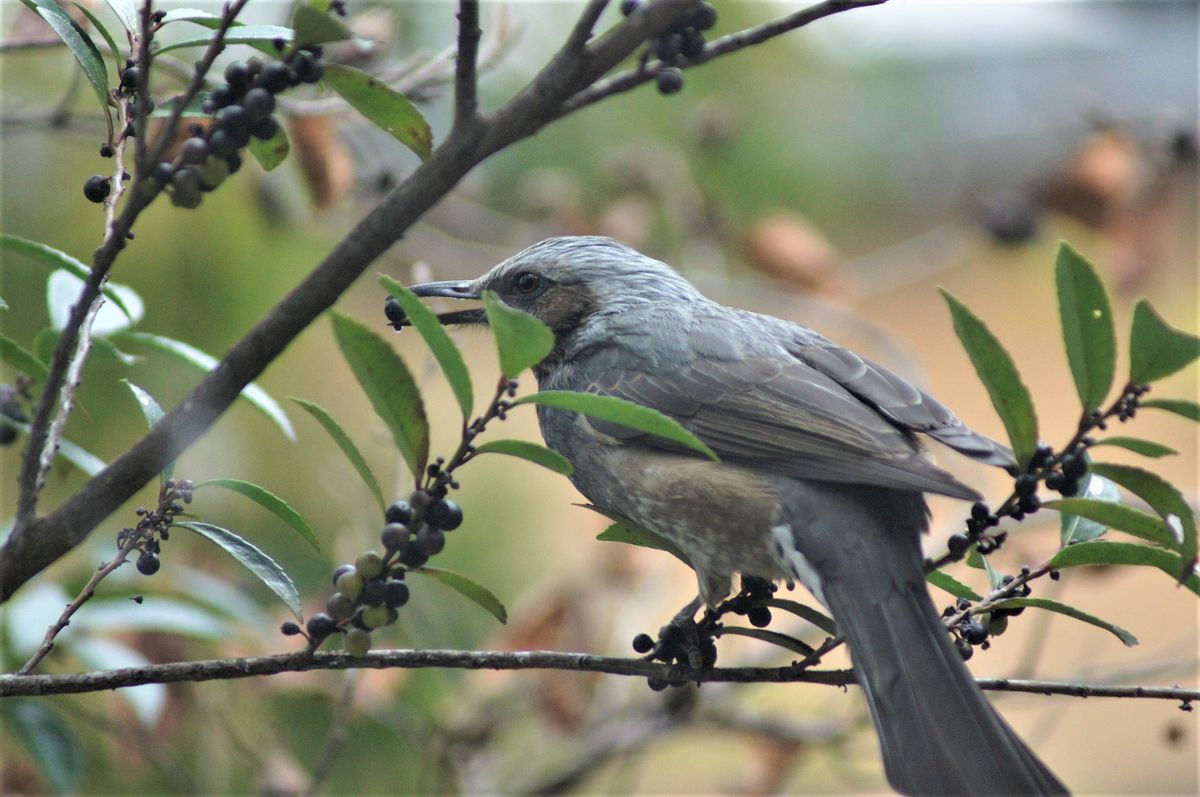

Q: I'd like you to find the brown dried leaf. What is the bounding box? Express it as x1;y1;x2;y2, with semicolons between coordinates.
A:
287;113;354;209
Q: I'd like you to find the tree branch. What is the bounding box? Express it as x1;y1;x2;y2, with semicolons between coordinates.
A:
452;0;481;132
0;648;1194;703
565;0;612;52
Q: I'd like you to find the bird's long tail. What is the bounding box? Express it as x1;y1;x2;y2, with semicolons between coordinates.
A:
821;559;1067;795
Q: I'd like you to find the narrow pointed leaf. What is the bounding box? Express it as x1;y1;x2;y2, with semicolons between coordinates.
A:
1139;398;1200;422
1129;300;1200;385
1;234;133;320
323;64;432;159
1088;463;1194;563
289;397;385;514
764;598;838;636
193;478;319;551
122;380;173;482
926;570;983;601
19;0;112;138
154;25;294;55
717;626;815;657
75;3;124;76
380;276;473;421
412;566;506;624
1059;472;1119;545
1055;242;1116;411
174;521;302;618
980;548;1004;590
330;312;428;479
102;0;139;33
939;289;1038;467
0;334;49;382
115;331;296;442
292;4;353;48
988;597;1137;647
515;391;718;461
482;291;554;379
1089;437;1177;458
246;122;290;171
7;701;85;795
1046;498;1177;548
1049;540;1200;597
472;439;572;475
596;522;691;566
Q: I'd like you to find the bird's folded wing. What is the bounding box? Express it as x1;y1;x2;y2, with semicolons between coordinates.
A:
583;351;981;500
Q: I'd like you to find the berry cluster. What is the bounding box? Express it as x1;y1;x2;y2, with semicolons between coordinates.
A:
154;45;324;209
118;479;194;576
621;0;717;95
288;491;465;655
0;384;29;446
942;571;1033;661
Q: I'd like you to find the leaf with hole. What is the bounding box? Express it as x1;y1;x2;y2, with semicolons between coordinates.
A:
939;288;1038;467
472;439;572;475
481;291;554;379
1055;242;1116;412
413;566;506;624
323;64;432;160
289;397;385;514
988;597;1137;647
330;312;428;480
193;478;319;551
1128;300;1200;385
174;521;302;619
380;276;473;421
515;391;718;461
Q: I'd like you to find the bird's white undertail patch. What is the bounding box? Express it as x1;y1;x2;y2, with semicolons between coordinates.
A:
771;523;826;606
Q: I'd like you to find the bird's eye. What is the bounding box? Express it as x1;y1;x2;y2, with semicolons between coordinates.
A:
514;272;542;294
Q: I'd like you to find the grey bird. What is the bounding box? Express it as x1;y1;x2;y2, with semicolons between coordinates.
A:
407;236;1067;796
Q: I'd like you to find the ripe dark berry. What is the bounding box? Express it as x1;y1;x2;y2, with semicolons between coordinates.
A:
170;169;202;209
384;297;408;330
261;61;292;93
619;0;641;15
1019;494;1041;514
416;525;445;557
400;545;429;569
1015;474;1037;497
955;638;974;661
331;563;355;586
381;522;410;552
681;29;705;60
647;677;669;692
947;533;970;558
218;105;250;136
136;550;160;575
653;33;683;63
243;87;275;121
209;86;234;110
426;500;463;531
689;2;718;30
384;579;410;608
962;620;989;645
409;490;433;515
83;175;110;203
747;606;772;628
632;633;654;653
280;620;302;636
225;152;243;174
249;115;280;141
656;67;684;95
970;502;990;522
306;612;337;639
208;129;237;158
100;143;114;157
151;162;175;185
1049;569;1061;581
1045;472;1065;491
180;137;209;164
327;592;355;621
293;52;324;84
1062;454;1087;479
121;66;141;89
361;579;386;607
386;500;413;525
1033;442;1053;466
224;61;251;88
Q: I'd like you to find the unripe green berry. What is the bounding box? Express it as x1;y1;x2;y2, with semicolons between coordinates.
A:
335;569;364;601
326;592;355;621
361;605;389;629
344;628;371;656
355;551;384;579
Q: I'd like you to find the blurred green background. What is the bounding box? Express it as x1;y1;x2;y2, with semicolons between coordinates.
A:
1;1;1196;794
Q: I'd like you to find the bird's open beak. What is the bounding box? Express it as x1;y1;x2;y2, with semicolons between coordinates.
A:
389;279;487;328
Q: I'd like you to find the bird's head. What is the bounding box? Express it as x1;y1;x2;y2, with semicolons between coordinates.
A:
403;236;703;338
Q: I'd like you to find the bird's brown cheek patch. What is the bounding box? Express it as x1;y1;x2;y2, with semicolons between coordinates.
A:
536;284;599;334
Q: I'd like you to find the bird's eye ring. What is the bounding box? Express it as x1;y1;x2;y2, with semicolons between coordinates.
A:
514;272;542;294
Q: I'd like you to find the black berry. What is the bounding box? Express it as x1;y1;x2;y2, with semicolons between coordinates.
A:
962;620;989;645
208;129;237;158
1015;474;1037;497
121;66;141;89
225;152;243;174
83;175;110;203
386;500;413;525
619;0;641;15
326;592;355;621
689;2;718;30
656;67;684;95
384;297;408;330
280;620;302;636
681;29;705;60
249;115;280;141
632;633;654;653
747;606;772;628
955;638;974;661
306;612;337;639
947;533;970;558
243;87;275;121
261;61;292;93
400;545;429;569
224;61;251;88
136;550;160;575
384;579;410;608
416;525;445;557
100;143;114;157
653;33;683;62
293;52;324;84
381;522;410;552
361;579;386;607
180;137;209;164
426;500;463;531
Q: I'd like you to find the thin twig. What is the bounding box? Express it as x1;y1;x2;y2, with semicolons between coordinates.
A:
453;0;481;132
565;0;611;52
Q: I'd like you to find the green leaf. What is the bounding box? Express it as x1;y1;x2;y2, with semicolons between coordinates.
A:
7;700;85;795
289;397;385;514
323;64;432;160
19;0;112;139
1055;242;1116;412
150;91;210;119
988;597;1137;647
764;598;838;636
246;121;290;171
1139;398;1200;422
413;566;506;624
122;380;173;483
193;478;319;551
1;234;134;320
1046;498;1178;549
0;334;49;382
514;390;718;461
1129;300;1200;385
1059;472;1119;545
472;439;572;475
717;626;815;657
482;291;554;379
965;544;984;570
1089;463;1194;556
380;276;473;421
114;331;296;442
1049;540;1200;597
330;312;428;479
595;522;693;566
155;25;295;55
75;3;124;77
158;8;224;26
102;0;138;32
939;288;1038;467
979;548;1004;590
173;521;302;618
926;569;983;601
291;4;353;48
1089;436;1177;458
